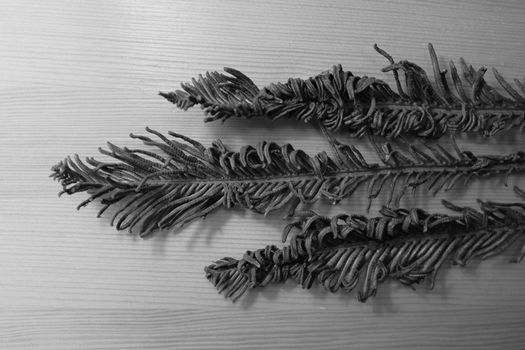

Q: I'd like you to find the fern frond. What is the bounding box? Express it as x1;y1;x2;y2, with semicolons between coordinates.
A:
161;44;525;138
51;128;525;237
205;188;525;301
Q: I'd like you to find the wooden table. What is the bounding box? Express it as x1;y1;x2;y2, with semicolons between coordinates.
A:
2;1;525;348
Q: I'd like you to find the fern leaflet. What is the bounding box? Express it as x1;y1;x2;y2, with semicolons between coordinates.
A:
51;128;525;236
205;187;525;301
161;44;525;138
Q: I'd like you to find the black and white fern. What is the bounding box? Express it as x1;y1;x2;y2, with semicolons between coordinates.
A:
160;44;525;138
49;42;525;303
205;187;525;301
51;127;525;237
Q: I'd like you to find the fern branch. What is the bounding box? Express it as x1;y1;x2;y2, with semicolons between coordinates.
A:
205;187;525;301
51;128;525;237
161;43;525;138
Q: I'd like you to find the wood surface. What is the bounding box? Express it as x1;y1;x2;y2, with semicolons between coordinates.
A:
2;0;525;348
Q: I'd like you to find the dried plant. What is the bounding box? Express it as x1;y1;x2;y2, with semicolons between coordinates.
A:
205;187;525;301
160;44;525;138
51;128;525;237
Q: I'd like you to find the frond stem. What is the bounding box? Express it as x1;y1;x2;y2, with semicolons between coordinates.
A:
136;161;525;187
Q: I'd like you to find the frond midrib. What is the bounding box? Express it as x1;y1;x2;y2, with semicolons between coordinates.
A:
312;222;522;257
120;160;525;187
375;102;525;114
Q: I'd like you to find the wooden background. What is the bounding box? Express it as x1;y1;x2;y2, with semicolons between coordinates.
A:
2;1;525;348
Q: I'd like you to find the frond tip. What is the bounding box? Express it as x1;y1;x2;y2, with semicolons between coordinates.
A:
162;44;525;138
205;189;525;302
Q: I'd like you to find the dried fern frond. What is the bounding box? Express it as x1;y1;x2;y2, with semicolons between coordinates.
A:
51;128;525;237
160;44;525;138
205;188;525;302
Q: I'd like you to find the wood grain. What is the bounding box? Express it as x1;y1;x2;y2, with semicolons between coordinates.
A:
2;307;525;349
2;0;525;348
